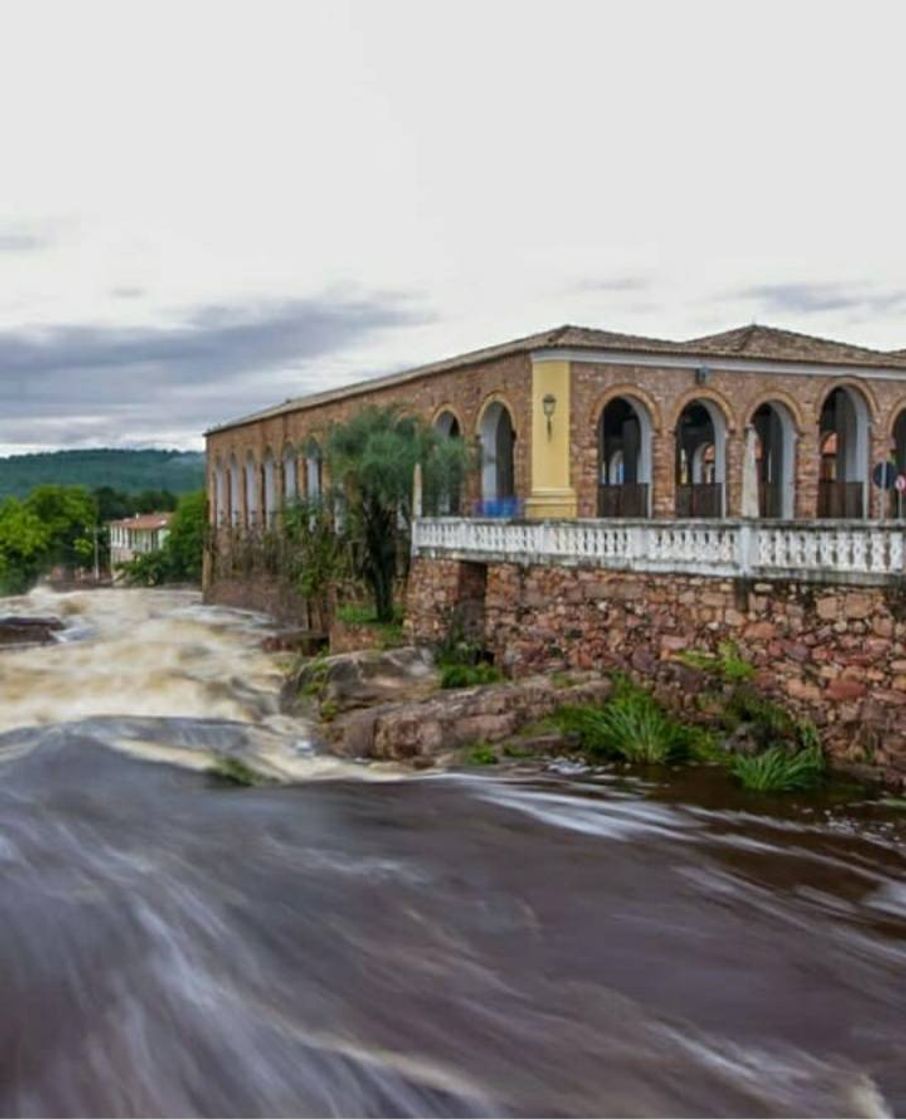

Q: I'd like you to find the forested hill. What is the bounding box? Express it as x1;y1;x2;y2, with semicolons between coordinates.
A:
0;449;206;500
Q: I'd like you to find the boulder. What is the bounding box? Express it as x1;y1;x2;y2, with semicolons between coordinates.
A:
282;645;439;716
0;615;63;647
331;674;612;764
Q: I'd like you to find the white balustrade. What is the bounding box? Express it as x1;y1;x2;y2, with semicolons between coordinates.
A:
410;517;906;583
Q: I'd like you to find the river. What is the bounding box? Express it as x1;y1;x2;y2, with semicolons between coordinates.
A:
1;588;904;1118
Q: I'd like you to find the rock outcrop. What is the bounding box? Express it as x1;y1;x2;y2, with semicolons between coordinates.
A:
282;646;439;717
0;616;63;647
332;674;612;765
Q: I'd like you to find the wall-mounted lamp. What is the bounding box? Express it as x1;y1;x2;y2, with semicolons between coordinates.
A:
695;365;711;386
542;392;557;438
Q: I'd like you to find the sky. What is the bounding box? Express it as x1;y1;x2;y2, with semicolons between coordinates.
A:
2;0;905;454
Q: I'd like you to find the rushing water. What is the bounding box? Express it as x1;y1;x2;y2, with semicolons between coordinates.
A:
0;589;904;1118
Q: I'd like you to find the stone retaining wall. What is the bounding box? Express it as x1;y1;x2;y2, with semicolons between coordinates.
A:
406;556;906;786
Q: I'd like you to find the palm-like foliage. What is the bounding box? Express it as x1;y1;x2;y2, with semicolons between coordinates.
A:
325;405;471;621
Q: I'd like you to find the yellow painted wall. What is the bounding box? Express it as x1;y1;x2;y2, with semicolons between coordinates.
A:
525;359;578;519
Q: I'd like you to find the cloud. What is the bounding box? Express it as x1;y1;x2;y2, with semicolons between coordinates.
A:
0;223;50;253
731;282;906;317
572;276;651;294
0;293;431;451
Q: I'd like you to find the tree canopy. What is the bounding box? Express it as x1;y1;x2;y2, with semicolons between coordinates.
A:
324;405;470;621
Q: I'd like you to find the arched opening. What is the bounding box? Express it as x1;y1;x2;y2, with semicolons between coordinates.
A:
597;396;653;517
818;387;869;518
245;452;259;529
283;445;298;505
214;459;227;526
306;441;322;503
478;401;516;515
228;455;241;527
675;399;727;517
890;409;906;517
748;402;796;518
262;450;276;527
433;410;463;515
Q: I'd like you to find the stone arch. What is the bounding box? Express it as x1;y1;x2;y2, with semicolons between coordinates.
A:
812;377;881;427
282;443;298;504
432;405;464;438
228;453;242;527
596;393;654;517
244;451;259;528
674;396;730;517
214;457;227;525
262;448;277;527
432;407;465;514
746;388;808;436
590;383;664;435
746;399;797;519
476;394;517;509
305;437;323;502
818;384;870;518
668;386;737;435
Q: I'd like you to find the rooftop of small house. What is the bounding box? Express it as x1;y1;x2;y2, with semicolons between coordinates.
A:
107;513;172;532
206;321;906;435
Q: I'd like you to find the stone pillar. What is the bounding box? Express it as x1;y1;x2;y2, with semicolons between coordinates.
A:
651;429;675;518
725;427;743;517
796;427;820;519
740;426;760;518
525;359;578;519
870;422;893;519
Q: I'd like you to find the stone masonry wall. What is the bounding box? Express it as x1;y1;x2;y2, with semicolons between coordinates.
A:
406;556;906;787
208;349;906;533
206;351;533;529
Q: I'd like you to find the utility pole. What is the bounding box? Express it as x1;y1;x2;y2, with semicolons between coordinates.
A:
92;525;101;582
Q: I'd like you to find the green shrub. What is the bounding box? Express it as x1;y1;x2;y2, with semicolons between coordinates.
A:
466;742;498;765
730;744;825;792
440;662;503;689
554;683;688;764
207;756;270;786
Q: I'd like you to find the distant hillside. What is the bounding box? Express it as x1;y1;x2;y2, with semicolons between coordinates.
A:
0;449;206;500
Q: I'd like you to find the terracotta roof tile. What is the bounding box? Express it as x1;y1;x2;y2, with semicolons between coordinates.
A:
681;323;900;366
207;321;906;435
107;513;172;531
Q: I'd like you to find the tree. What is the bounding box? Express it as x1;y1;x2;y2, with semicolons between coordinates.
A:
23;485;97;570
324;405;471;621
0;499;52;594
164;491;206;582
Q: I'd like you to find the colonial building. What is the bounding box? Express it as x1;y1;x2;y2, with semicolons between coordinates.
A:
205;322;906;529
108;512;172;571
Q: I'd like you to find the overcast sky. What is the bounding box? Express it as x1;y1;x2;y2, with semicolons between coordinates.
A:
2;0;905;454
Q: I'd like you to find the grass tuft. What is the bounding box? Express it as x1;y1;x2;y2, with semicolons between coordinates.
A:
466;742;498;766
729;744;825;792
554;680;688;764
440;662;503;689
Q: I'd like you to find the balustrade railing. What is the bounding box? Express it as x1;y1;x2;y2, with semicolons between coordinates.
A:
412;517;906;582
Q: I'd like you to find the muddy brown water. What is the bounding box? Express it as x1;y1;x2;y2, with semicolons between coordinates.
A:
0;589;904;1118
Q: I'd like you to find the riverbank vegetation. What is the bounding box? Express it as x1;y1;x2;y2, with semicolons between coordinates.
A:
459;647;829;793
0;485;97;594
121;491;206;586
